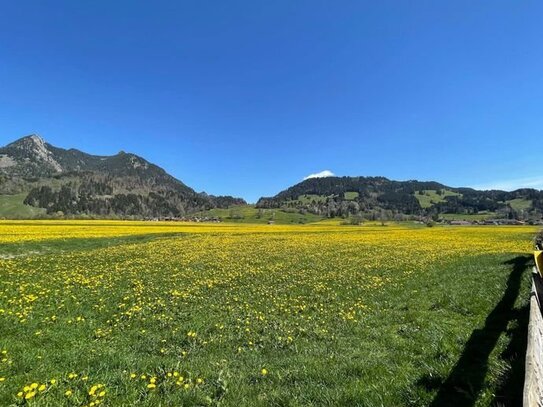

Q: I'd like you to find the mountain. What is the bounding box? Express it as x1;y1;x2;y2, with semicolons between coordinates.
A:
0;134;245;218
256;176;543;220
2;135;541;221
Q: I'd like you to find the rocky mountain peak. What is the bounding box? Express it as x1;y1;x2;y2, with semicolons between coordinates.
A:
0;134;246;218
9;134;44;147
7;134;63;172
28;134;45;145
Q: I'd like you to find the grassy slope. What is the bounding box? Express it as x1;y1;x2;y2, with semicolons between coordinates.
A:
292;194;328;204
344;191;359;200
415;189;462;209
507;198;532;211
294;192;358;202
0;194;46;218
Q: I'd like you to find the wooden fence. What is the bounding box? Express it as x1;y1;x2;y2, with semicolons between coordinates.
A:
524;251;543;406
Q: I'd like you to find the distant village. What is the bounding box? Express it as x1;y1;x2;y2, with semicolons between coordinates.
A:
444;219;536;226
146;216;223;223
145;215;542;226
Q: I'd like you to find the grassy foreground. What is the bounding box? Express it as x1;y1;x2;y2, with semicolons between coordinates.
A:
0;221;537;406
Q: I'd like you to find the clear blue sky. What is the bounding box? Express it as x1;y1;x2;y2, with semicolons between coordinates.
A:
1;1;542;202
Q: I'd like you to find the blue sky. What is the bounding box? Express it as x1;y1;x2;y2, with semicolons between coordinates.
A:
1;1;542;202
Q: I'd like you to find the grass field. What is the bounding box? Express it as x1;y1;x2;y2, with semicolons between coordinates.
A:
344;191;359;200
440;212;497;221
292;194;329;205
0;221;537;406
415;190;462;209
195;205;323;224
506;198;532;212
0;194;46;219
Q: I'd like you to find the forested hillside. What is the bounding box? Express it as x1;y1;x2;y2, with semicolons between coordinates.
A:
0;135;245;218
257;176;543;220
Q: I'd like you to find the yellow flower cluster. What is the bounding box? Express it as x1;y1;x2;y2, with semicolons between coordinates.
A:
87;383;106;405
17;381;50;400
13;375;105;405
130;371;205;391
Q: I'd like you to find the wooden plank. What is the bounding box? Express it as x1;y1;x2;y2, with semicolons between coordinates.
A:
524;269;543;407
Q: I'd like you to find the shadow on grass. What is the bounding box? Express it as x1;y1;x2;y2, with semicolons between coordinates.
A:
422;255;532;407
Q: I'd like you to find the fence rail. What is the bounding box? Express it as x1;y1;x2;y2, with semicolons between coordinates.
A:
524;251;543;406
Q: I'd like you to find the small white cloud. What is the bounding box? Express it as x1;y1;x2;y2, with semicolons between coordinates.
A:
470;176;543;191
303;170;335;180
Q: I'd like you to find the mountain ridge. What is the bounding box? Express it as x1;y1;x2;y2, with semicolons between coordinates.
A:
1;134;542;221
0;134;245;218
256;175;543;220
